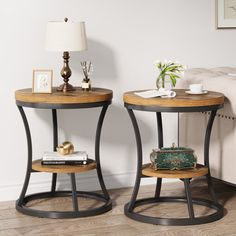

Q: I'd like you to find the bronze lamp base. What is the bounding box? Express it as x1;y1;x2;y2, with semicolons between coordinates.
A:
57;83;75;92
58;51;75;93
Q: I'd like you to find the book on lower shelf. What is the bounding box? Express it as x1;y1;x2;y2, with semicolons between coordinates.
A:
41;160;89;165
41;151;89;165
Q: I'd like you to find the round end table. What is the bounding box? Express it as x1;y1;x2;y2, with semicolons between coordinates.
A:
123;89;224;225
15;87;113;218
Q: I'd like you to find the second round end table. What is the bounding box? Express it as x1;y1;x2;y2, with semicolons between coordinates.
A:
123;89;225;225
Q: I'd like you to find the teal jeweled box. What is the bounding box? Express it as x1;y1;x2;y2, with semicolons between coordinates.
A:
150;147;197;170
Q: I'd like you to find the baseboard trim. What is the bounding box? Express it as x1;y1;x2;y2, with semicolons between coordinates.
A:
212;177;236;188
0;171;176;202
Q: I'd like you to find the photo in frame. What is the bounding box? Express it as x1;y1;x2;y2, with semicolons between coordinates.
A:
32;69;53;93
216;0;236;28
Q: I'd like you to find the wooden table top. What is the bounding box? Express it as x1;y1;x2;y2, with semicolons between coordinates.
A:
15;87;113;105
123;89;224;108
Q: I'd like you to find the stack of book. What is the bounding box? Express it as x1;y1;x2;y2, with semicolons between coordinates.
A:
41;151;88;165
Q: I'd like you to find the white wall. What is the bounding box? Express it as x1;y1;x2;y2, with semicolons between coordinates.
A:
1;0;236;201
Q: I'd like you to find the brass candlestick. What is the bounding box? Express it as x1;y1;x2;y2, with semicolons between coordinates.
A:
57;51;75;92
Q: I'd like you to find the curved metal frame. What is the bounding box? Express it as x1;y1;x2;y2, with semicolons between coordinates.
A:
124;103;224;225
51;109;58;194
124;197;223;225
95;105;111;200
124;103;223;113
17;191;111;219
16;101;112;219
16;100;111;109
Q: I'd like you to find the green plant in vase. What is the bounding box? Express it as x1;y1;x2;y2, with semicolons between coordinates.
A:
154;60;186;89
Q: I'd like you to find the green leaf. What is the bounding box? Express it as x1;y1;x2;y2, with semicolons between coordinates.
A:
170;74;177;87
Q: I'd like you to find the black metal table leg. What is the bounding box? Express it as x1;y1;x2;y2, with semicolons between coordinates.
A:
70;173;79;211
204;110;218;203
177;112;180;147
184;178;195;219
155;112;163;198
16;106;32;207
124;108;143;212
95;105;112;206
156;112;163;148
51;109;58;193
51;174;57;194
154;178;162;198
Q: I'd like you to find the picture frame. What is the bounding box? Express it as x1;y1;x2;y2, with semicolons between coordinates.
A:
32;69;53;93
216;0;236;28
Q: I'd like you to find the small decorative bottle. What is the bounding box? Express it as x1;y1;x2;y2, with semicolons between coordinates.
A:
82;78;91;91
80;61;93;91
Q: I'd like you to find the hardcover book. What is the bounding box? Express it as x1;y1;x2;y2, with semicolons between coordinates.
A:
41;160;88;165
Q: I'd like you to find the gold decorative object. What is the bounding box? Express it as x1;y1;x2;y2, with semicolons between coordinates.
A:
56;141;74;155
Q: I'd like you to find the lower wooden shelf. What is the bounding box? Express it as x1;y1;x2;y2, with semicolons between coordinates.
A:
142;163;208;179
32;159;97;173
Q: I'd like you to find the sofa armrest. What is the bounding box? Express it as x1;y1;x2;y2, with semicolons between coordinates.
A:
176;67;236;119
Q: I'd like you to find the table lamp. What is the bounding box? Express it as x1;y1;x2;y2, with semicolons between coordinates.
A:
46;18;88;92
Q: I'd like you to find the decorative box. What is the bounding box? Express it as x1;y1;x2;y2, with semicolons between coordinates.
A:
150;146;197;170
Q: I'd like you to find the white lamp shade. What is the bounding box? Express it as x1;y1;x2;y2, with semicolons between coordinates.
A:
46;21;88;52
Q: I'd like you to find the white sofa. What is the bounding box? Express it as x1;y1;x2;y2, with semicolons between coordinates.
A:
176;67;236;185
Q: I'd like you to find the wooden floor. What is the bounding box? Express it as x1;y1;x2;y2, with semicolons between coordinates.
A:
0;179;236;236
